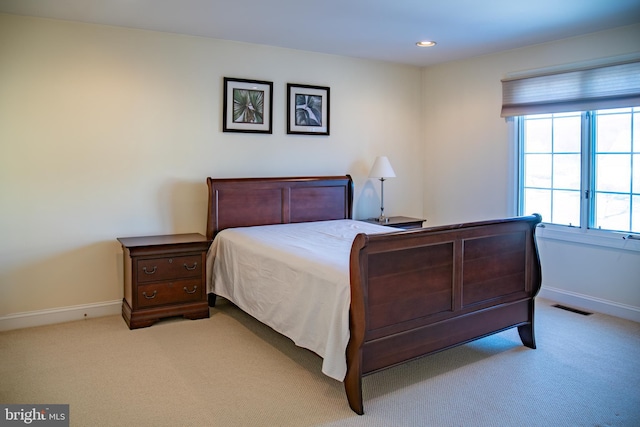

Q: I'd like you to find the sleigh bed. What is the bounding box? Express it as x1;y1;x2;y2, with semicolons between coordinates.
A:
205;175;542;415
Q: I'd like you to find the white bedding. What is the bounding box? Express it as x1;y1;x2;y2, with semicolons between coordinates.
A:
205;219;394;381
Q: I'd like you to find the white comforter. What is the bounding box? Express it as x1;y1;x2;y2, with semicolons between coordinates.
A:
206;219;393;381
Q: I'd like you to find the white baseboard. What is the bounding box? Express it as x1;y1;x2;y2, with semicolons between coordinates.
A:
0;300;122;332
2;290;637;332
539;286;640;323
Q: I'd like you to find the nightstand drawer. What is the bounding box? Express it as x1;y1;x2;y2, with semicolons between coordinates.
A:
136;279;203;308
136;255;202;283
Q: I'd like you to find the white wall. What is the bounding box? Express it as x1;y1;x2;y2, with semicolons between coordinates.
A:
0;14;423;319
421;24;640;321
535;230;640;321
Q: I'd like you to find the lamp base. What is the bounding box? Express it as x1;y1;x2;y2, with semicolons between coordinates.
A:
376;215;389;223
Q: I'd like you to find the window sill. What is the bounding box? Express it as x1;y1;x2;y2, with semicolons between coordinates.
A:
535;225;640;253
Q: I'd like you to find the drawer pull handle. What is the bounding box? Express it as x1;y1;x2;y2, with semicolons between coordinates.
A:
143;290;157;299
183;262;198;271
183;285;198;294
142;266;157;275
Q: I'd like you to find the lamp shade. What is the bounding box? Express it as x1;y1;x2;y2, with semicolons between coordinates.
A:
368;156;396;178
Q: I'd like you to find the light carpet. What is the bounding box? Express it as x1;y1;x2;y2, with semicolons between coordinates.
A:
1;298;639;426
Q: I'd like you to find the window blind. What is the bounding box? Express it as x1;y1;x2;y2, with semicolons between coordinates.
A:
501;59;640;117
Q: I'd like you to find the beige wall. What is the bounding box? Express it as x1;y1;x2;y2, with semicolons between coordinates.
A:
2;13;639;322
0;14;423;316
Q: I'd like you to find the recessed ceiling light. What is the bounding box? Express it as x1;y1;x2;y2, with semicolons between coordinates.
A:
416;41;436;47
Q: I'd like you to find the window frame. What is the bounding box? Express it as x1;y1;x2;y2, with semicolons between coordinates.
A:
512;112;640;252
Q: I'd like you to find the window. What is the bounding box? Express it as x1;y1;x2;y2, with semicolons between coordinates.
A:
518;107;639;233
502;56;640;235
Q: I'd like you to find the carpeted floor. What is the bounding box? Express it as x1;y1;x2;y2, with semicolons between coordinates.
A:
1;298;639;426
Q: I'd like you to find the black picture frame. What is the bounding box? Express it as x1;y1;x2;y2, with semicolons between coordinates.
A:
287;83;330;135
223;77;273;134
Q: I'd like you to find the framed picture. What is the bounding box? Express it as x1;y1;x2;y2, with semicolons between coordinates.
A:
287;83;330;135
223;77;273;133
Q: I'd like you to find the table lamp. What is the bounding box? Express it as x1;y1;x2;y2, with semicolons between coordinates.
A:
368;156;396;223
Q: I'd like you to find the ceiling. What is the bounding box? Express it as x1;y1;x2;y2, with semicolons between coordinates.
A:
1;0;640;67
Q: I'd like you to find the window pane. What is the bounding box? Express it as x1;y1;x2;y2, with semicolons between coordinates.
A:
633;195;640;233
595;193;630;232
525;154;551;187
634;154;639;193
596;154;630;193
521;113;581;227
596;111;631;153
634;112;640;153
524;188;550;220
593;109;635;232
524;118;551;152
553;154;581;190
553;114;581;152
553;190;581;226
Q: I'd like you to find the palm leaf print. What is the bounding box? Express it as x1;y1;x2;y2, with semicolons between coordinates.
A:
233;89;265;124
295;94;322;126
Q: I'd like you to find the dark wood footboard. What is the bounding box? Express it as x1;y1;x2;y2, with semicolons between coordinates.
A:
345;214;542;414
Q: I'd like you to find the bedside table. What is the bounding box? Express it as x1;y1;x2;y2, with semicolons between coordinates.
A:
117;233;212;329
361;216;425;230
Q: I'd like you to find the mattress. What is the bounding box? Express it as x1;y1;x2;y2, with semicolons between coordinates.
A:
206;219;393;381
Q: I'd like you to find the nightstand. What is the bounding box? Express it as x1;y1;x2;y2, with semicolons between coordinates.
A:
361;216;425;230
117;233;211;329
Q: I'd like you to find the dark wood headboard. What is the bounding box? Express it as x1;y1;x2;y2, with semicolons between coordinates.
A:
206;176;354;240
